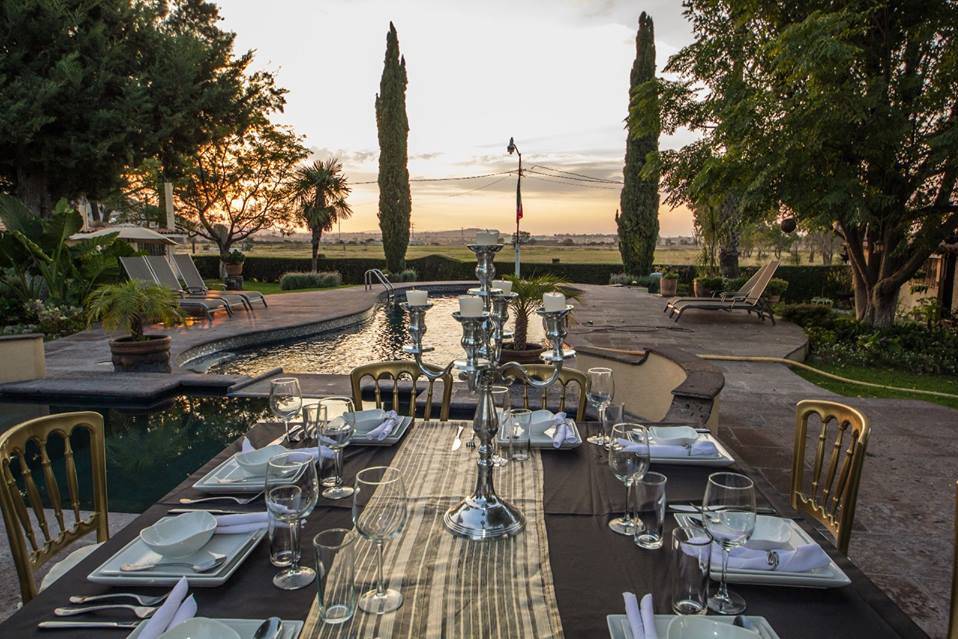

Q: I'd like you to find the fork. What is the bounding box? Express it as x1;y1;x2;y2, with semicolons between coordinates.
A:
54;604;156;619
178;490;263;505
69;592;169;606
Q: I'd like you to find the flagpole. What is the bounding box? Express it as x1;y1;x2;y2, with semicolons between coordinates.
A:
507;137;522;278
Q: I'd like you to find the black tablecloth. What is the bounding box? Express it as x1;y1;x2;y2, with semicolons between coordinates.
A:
0;421;927;638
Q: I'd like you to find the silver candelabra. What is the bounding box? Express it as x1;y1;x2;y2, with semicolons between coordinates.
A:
402;242;574;540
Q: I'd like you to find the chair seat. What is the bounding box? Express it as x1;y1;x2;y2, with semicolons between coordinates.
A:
39;542;102;591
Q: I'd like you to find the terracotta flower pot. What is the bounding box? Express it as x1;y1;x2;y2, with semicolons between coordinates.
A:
109;335;172;373
225;262;244;277
693;280;714;298
659;277;678;297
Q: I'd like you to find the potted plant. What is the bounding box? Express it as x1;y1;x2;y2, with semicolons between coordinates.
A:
223;249;246;277
500;275;579;364
693;275;723;298
659;269;679;297
86;280;181;373
765;278;789;304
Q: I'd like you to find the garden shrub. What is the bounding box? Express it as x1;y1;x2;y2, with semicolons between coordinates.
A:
694;275;724;290
610;273;637;285
391;268;418;282
279;271;343;290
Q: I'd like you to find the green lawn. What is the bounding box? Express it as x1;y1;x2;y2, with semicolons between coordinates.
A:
795;360;958;410
205;279;338;295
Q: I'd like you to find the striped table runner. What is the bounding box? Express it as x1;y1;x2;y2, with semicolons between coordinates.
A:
302;420;564;638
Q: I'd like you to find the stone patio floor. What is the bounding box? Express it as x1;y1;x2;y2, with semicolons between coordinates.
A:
0;283;954;636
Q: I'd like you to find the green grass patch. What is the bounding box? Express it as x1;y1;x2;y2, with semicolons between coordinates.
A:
795;360;958;410
204;279;342;295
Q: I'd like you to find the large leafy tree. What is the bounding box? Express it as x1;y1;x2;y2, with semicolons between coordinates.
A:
655;0;958;327
617;12;660;276
376;22;411;273
292;158;353;272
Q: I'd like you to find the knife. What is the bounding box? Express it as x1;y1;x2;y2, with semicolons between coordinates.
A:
669;504;778;515
38;621;139;629
168;508;249;515
451;425;464;451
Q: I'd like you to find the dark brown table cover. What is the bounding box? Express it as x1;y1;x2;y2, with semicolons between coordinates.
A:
0;421;927;638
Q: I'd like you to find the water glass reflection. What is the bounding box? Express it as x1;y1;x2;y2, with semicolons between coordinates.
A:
634;472;667;549
671;526;712;615
314;528;357;625
508;409;531;462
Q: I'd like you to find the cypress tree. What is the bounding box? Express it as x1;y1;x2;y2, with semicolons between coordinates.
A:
617;12;660;276
375;21;411;273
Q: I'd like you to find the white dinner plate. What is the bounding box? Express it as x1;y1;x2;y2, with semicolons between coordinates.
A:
349;414;413;446
193;455;266;494
127;618;304;639
496;409;582;449
650;433;736;468
607;614;779;639
674;514;851;588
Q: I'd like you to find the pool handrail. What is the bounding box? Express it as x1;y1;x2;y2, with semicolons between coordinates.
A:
364;268;395;301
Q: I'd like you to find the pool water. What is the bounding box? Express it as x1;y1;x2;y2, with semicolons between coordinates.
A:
205;295;545;376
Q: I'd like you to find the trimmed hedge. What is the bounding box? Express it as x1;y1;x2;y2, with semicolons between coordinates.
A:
191;254;851;302
279;271;342;290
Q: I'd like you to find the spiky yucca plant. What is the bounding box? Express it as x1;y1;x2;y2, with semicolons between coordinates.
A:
505;275;580;350
86;280;181;341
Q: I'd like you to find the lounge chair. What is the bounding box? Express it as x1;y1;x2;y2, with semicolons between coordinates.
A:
119;256;230;320
145;256;251;313
664;262;774;312
172;253;268;309
670;260;779;324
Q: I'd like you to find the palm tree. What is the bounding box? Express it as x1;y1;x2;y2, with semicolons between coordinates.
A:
505;274;580;351
292;158;353;272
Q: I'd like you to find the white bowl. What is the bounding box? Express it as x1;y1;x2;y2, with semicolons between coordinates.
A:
650;426;699;447
158;617;241;639
140;511;216;558
234;444;288;476
666;616;759;639
745;515;793;550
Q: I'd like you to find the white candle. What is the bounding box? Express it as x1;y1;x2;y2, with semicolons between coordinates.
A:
542;292;566;313
406;289;428;306
474;229;499;245
458;295;484;317
492;279;512;295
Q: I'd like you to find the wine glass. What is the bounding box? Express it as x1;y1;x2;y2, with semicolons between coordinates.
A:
270;377;302;444
702;472;757;615
353;466;408;614
602;402;625;449
266;451;319;590
586;367;614;445
607;423;650;535
318;397;356;500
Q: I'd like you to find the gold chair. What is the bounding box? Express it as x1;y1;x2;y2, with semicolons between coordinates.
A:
350;361;453;421
949;480;957;639
501;364;589;421
0;411;109;603
790;400;870;555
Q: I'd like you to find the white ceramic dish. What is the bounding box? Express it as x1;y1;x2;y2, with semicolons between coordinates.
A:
745;516;793;551
606;615;778;639
234;444;288;476
496;409;582;449
650;434;736;467
349;414;413;446
158;617;241;639
666;616;760;638
650;425;700;447
129;618;304;639
193;456;269;494
140;512;216;558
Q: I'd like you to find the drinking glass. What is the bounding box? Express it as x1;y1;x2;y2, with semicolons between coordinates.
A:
586;367;614;445
268;512;294;567
508;408;531;462
489;385;511;467
318;397;356;500
602;402;625;449
353;466;408;614
702;472;757;614
265;452;319;590
607;423;650;535
634;471;667;549
314;528;357;625
671;525;712;615
270;377;302;444
302;402;325;447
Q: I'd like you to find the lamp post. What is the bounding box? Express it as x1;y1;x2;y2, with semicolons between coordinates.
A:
507;137;522;278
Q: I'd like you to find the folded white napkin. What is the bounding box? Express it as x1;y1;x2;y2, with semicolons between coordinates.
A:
714;542;832;572
616;437;718;459
366;410;399;440
623;592;657;639
551;412;577;448
241;437;334;461
137;577;196;639
215;511;269;534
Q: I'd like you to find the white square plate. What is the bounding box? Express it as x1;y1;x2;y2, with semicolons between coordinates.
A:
127;618;303;639
193;455;266;494
496;409;582;449
607;614;779;639
349;414;413;446
650;433;736;467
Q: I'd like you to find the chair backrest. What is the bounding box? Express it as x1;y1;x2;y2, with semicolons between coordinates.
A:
950;481;958;639
172;253;207;292
734;263;768;296
119;256;158;285
0;411;109;603
349;361;453;422
502;364;589;421
790;400;870;555
144;256;185;293
745;260;780;303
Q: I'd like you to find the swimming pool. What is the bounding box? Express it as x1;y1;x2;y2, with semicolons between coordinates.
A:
201;294;545;376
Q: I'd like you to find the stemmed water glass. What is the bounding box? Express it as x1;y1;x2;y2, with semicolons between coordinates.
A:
702;472;757;615
586;367;614;445
317;397;356;500
353;466;408;614
270;377;302;444
265;452;319;590
607;423;650;535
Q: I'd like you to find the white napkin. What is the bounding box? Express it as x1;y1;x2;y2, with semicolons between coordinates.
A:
551;412;577;448
715;542;832;572
241;437;334;461
616;437;718;459
137;577;195;639
623;592;658;639
215;511;269;534
366;410;399;440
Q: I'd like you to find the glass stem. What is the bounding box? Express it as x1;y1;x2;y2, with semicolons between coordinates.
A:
283;418;291;443
335;449;344;487
288;518;300;571
624;481;633;524
718;545;731;602
598;403;606;441
376;541;386;597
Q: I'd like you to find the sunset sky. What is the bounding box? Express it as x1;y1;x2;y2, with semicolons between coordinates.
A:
219;0;697;236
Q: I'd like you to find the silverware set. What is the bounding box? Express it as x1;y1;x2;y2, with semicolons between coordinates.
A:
41;592;165;629
178;490;263;505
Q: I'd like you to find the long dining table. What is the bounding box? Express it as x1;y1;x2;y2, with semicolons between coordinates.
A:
1;419;927;638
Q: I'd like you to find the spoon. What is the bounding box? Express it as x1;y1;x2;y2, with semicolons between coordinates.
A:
120;552;227;573
253;616;283;639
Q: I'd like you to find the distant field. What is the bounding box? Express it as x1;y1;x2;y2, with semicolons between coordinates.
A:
197;242;818;266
